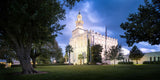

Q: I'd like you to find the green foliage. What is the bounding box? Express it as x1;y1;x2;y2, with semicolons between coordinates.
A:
58;57;65;63
78;54;84;64
106;45;121;60
120;0;160;46
64;52;68;62
0;63;5;68
129;45;144;64
91;44;103;63
37;55;51;64
65;45;73;54
117;53;124;60
65;45;73;64
0;0;81;73
78;54;84;59
118;62;133;64
143;61;160;64
0;41;16;63
87;39;91;64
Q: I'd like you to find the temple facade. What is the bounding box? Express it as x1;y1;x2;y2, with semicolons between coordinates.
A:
69;12;118;64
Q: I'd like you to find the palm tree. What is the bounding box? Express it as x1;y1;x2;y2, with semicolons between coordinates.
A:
64;52;68;63
78;54;84;65
65;45;73;64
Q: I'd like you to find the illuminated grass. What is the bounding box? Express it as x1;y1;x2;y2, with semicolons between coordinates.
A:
0;65;160;80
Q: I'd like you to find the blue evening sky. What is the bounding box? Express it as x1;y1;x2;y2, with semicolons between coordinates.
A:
56;0;160;55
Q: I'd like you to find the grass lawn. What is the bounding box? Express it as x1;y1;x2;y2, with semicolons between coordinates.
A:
0;64;160;80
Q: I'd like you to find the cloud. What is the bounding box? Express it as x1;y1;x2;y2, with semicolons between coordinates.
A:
139;42;151;46
82;1;101;23
140;48;156;53
121;47;130;55
57;1;103;54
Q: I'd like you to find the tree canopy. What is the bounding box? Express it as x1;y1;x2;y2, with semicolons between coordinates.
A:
105;45;121;66
129;45;144;64
65;45;73;64
91;44;103;64
120;0;160;46
0;0;81;74
0;40;16;63
78;54;84;65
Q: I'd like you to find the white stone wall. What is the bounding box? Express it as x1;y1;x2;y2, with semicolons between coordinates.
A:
70;28;88;64
70;28;118;64
88;30;118;63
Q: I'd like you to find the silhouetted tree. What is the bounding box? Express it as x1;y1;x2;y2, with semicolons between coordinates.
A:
0;0;81;74
91;44;103;64
65;45;73;64
129;45;144;64
87;39;91;64
120;0;160;46
105;45;121;67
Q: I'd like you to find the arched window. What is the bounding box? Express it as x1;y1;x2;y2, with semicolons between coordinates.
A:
150;57;152;62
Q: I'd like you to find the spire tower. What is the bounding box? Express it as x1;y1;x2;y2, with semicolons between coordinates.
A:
76;11;84;29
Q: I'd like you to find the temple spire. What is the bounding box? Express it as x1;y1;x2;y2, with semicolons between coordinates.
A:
78;11;80;14
76;11;84;29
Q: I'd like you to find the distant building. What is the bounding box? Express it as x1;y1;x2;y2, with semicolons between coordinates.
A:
118;52;160;64
69;12;118;64
133;52;160;64
0;59;6;64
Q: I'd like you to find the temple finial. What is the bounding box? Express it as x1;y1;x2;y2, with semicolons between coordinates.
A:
78;11;80;14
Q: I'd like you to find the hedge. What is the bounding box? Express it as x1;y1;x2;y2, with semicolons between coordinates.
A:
118;62;133;64
0;63;5;68
143;61;160;64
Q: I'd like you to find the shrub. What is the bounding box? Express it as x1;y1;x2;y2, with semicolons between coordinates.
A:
0;63;5;68
143;61;160;64
118;62;133;64
11;65;21;68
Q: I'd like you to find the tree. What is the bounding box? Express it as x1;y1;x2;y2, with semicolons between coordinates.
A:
0;40;16;63
0;0;81;74
129;45;144;64
117;53;124;62
78;54;84;65
52;47;64;63
65;45;73;64
120;0;160;46
105;45;121;67
54;48;64;63
30;38;59;67
64;52;68;63
58;57;65;63
91;44;103;64
37;53;51;64
30;43;43;68
87;39;91;64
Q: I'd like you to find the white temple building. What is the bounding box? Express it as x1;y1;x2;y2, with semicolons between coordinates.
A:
69;12;118;64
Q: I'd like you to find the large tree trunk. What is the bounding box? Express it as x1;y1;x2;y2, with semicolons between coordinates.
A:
16;47;37;74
